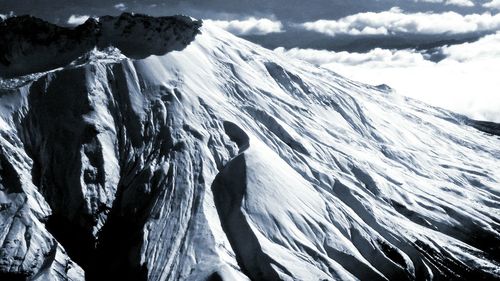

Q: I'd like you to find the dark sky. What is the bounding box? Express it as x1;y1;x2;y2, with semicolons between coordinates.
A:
1;0;492;52
0;0;486;22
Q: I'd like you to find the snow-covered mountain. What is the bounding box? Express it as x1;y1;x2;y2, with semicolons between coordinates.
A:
0;13;499;281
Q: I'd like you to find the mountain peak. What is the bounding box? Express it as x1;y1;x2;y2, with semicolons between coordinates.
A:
0;13;499;281
0;13;201;78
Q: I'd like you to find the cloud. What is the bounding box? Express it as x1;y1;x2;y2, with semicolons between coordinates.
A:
114;3;127;11
483;0;500;10
301;8;500;36
67;14;90;25
0;11;15;21
204;17;283;35
416;0;474;7
275;47;429;67
275;32;500;122
444;0;475;6
442;32;500;60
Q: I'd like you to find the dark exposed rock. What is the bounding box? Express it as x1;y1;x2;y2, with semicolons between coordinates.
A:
0;13;201;77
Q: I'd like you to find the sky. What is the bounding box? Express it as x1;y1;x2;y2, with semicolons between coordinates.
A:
1;0;499;121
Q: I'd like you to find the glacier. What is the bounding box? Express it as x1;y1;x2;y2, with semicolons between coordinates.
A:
0;13;499;281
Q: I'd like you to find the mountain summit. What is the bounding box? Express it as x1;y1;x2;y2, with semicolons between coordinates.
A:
0;13;201;77
0;14;499;281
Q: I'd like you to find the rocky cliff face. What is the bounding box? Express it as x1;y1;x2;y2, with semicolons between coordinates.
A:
0;15;499;281
0;13;201;78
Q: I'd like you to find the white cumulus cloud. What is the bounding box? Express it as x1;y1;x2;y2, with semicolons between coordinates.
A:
204;17;283;35
67;14;90;25
416;0;475;7
114;3;127;11
446;0;475;6
483;0;500;10
275;47;429;67
275;32;500;122
301;8;500;36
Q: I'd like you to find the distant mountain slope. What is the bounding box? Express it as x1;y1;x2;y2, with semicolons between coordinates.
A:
0;14;499;281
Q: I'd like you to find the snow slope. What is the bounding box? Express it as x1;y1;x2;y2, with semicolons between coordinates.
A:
0;15;499;281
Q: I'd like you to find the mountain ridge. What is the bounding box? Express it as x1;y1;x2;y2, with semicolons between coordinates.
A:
0;14;499;281
0;13;201;78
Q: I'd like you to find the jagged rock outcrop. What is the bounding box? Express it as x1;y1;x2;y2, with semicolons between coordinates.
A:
0;13;201;78
0;15;499;281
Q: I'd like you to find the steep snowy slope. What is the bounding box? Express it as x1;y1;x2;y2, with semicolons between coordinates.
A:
0;15;499;281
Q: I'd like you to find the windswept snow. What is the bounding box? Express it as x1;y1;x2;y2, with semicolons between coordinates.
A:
0;16;499;281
